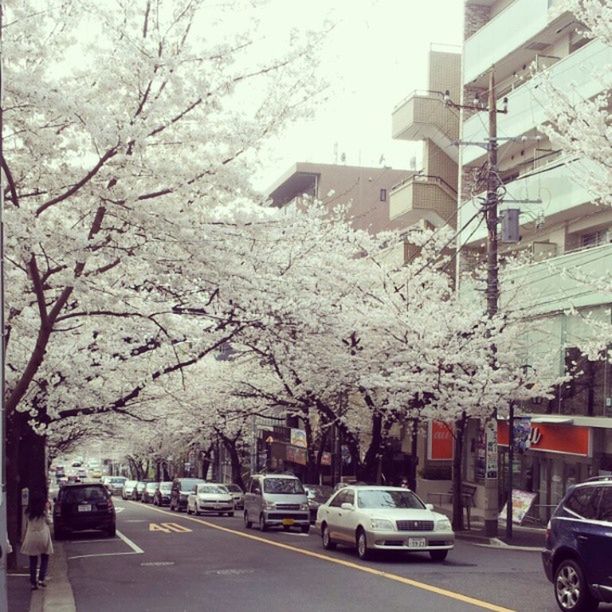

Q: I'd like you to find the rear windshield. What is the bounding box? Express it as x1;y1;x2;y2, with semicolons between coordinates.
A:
62;487;108;503
110;478;126;484
263;478;305;494
179;479;202;491
146;483;158;490
159;483;172;491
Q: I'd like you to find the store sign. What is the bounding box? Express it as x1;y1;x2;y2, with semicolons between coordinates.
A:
499;489;537;524
427;421;454;461
290;428;307;448
498;422;592;457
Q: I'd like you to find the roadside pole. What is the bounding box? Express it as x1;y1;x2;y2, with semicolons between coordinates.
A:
0;2;8;608
483;69;500;538
506;401;514;540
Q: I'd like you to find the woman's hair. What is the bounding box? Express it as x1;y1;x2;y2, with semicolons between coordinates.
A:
27;491;47;520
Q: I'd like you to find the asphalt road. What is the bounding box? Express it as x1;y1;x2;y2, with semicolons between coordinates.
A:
60;499;610;612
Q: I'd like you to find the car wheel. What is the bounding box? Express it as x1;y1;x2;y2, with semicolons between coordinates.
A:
322;524;336;550
356;529;370;560
430;550;448;562
259;514;268;532
300;524;310;534
244;511;252;529
554;558;597;612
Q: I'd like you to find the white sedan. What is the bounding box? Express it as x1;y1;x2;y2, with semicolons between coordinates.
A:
316;485;454;561
187;483;234;516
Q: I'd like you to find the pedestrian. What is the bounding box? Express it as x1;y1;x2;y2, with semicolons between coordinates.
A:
21;490;54;590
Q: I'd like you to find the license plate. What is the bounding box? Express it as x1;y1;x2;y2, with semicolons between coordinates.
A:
408;538;426;548
78;504;92;512
281;518;295;526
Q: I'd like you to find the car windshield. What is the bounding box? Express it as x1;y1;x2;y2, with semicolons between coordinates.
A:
62;486;108;503
159;483;172;491
263;478;304;494
357;490;425;510
146;483;158;490
110;478;125;484
305;486;333;502
198;485;228;494
225;484;242;493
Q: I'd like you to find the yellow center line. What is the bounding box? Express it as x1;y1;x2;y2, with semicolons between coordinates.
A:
128;501;514;612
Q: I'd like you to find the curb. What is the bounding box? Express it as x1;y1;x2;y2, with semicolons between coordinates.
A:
30;542;76;612
455;532;545;552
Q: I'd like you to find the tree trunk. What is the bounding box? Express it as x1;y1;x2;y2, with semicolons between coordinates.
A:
5;411;23;570
452;415;467;531
222;438;245;490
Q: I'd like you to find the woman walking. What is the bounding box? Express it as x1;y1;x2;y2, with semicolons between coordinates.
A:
21;491;54;590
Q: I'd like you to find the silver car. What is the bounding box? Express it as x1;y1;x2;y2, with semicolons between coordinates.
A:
243;474;310;533
187;483;234;516
225;484;245;510
316;485;455;561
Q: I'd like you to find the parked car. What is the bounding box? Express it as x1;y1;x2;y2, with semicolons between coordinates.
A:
243;473;310;533
187;483;234;516
304;485;333;523
170;478;204;512
105;476;127;497
53;483;116;539
153;482;172;506
315;485;454;561
141;482;159;504
133;481;147;501
122;480;137;500
542;476;612;612
225;484;245;510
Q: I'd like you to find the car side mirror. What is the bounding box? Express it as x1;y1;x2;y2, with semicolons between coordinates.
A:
425;503;434;511
340;502;354;511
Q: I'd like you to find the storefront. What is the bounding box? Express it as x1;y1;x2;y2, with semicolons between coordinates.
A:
497;416;601;521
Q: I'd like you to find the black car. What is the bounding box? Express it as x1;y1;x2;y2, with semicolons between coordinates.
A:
53;483;116;539
153;482;172;506
170;477;204;512
542;476;612;612
304;485;333;523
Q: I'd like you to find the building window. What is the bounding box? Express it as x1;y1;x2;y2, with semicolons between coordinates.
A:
380;188;387;202
581;229;610;248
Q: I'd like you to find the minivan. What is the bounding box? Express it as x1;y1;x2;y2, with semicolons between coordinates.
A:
243;474;310;533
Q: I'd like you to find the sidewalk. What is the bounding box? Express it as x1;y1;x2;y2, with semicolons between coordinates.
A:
433;502;547;550
8;543;76;612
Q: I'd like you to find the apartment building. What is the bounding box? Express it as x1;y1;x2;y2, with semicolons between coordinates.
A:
455;0;612;521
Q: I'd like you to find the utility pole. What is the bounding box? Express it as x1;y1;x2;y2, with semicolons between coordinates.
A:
0;1;8;607
483;69;500;538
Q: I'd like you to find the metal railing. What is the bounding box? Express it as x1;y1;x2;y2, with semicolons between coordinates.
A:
391;174;458;197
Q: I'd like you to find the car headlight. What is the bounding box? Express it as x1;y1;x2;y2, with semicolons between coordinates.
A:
435;518;452;532
370;518;395;531
264;501;275;509
300;503;309;511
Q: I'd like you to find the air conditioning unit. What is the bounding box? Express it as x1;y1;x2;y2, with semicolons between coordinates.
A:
532;241;557;261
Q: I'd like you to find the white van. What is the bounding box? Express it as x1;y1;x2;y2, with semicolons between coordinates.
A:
243;474;310;533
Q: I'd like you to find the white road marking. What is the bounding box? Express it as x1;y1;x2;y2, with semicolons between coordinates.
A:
141;561;175;567
115;507;125;513
68;551;141;561
7;573;30;577
282;532;310;537
116;529;144;554
68;539;113;544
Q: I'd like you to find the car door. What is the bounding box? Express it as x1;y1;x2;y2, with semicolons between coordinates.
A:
324;490;347;541
563;485;604;584
188;485;197;511
591;486;612;594
339;489;359;542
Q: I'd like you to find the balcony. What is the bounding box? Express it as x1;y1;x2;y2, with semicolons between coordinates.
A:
464;0;566;84
458;155;604;246
392;90;459;162
389;175;457;223
462;39;611;166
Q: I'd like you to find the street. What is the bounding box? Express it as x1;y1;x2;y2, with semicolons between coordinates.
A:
57;499;582;612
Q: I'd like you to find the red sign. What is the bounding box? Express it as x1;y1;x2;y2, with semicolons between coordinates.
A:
497;421;591;457
427;421;454;461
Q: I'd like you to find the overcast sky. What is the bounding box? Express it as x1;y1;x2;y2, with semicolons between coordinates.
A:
255;0;464;190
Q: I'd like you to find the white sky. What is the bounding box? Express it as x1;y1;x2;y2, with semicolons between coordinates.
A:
255;0;464;190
